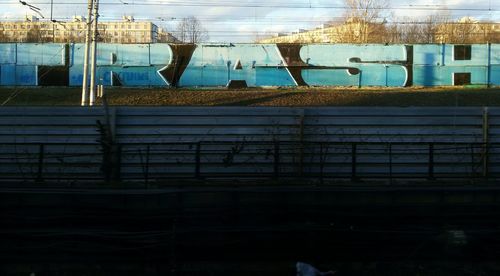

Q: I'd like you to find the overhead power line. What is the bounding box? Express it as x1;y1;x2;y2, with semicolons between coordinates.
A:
18;0;45;18
2;15;499;24
0;1;499;11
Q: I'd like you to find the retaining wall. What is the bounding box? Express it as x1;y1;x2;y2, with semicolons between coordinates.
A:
0;43;498;87
0;106;499;183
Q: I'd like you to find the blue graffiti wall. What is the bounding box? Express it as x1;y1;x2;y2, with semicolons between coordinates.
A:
301;44;408;86
413;44;498;86
69;43;171;86
0;43;498;87
178;44;296;86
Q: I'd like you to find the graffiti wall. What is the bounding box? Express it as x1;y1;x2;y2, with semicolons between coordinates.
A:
0;43;498;87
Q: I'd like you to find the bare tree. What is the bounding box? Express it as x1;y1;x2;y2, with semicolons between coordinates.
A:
421;14;449;44
453;18;477;43
433;16;498;44
26;25;42;42
387;11;451;44
344;0;390;23
176;19;187;43
480;21;500;43
0;29;6;42
176;16;208;43
391;17;432;44
342;0;390;43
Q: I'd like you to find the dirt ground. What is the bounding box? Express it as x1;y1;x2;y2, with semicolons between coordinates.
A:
1;86;500;106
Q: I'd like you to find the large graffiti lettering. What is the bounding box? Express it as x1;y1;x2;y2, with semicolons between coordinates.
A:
157;44;196;87
0;43;498;87
299;44;411;87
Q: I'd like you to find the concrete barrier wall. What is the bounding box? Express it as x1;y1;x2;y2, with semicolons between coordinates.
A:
0;43;498;87
0;106;497;183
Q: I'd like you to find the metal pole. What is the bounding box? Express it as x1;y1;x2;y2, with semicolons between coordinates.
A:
145;144;150;188
89;0;99;106
483;107;489;178
385;65;388;87
81;0;94;106
487;43;491;88
351;143;357;181
274;141;280;180
319;143;324;185
36;144;45;183
388;143;392;184
50;0;54;42
195;142;201;179
470;143;475;179
428;143;435;180
358;70;362;88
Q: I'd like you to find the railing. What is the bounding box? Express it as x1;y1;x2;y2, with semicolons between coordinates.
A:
0;141;496;184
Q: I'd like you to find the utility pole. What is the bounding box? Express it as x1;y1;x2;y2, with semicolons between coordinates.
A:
89;0;99;106
50;0;55;43
81;0;94;106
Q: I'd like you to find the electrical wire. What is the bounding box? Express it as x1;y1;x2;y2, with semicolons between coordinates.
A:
2;0;498;42
18;0;45;18
0;1;497;11
2;14;499;23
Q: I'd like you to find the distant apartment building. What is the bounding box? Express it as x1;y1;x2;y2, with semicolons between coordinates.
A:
434;17;500;44
259;19;385;44
260;27;324;43
0;15;178;43
259;17;499;44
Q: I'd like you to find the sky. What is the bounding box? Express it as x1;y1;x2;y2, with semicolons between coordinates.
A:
1;0;499;42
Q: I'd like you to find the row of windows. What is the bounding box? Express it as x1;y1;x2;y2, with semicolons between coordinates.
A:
2;30;152;36
2;38;154;43
0;23;151;31
0;23;53;29
59;30;152;36
107;23;150;30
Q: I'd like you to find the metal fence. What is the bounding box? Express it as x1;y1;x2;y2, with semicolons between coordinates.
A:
0;141;494;184
0;106;498;184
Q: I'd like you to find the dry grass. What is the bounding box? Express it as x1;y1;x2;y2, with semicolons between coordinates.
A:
1;86;500;106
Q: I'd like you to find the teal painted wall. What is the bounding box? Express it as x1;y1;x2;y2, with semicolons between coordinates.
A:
0;43;498;87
